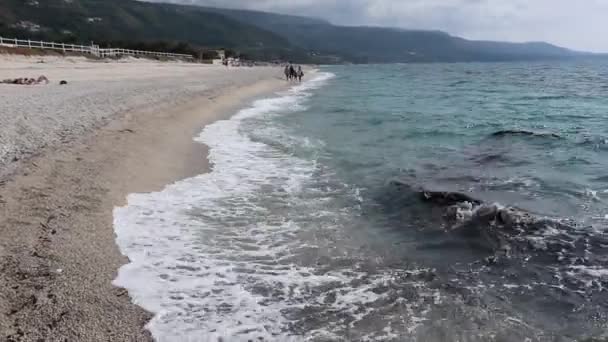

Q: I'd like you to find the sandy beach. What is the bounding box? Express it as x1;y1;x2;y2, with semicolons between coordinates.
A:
0;55;288;341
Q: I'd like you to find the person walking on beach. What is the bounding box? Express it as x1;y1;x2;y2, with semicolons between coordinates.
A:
289;64;296;81
297;66;304;82
284;64;290;81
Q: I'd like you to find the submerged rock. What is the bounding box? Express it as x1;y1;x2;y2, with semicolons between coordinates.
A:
420;190;482;206
490;129;561;139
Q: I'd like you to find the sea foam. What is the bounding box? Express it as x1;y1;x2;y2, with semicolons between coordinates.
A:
113;73;371;341
114;72;439;341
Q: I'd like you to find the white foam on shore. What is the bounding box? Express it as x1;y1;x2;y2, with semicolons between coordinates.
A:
113;73;342;341
114;71;437;341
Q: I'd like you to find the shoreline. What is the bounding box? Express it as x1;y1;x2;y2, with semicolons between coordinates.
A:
0;56;291;340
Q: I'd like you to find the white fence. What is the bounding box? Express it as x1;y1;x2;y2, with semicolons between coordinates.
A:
0;36;194;60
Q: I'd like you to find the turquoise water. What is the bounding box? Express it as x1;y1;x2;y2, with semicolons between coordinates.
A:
115;62;608;341
286;63;608;219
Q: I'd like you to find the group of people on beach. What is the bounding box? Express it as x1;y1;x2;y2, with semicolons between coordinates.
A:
284;63;304;82
1;75;49;85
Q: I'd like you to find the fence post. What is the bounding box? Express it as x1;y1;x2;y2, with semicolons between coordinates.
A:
14;38;17;46
62;42;65;52
28;39;31;48
0;36;3;45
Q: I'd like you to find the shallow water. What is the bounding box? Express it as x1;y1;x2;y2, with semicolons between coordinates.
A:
114;62;608;341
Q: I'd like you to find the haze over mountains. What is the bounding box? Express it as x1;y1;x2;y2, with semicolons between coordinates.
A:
0;0;588;63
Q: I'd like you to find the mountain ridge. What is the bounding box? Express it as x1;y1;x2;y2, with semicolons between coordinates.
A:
189;4;582;63
0;0;589;63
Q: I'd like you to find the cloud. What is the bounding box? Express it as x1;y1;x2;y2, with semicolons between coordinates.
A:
152;0;608;52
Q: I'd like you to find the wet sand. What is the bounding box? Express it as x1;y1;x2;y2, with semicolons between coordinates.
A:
0;55;288;341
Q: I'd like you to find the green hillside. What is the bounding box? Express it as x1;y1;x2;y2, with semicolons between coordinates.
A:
0;0;587;63
0;0;299;58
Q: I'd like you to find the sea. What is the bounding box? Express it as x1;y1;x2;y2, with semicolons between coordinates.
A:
114;62;608;342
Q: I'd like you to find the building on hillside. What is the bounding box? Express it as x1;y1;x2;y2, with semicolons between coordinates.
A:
217;50;226;60
212;49;227;65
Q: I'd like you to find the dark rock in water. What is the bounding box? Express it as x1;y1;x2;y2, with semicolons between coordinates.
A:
59;80;68;85
420;190;482;206
389;178;542;234
490;130;561;139
386;177;587;264
390;178;482;205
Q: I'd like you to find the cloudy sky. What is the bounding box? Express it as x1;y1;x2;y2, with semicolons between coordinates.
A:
158;0;608;52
